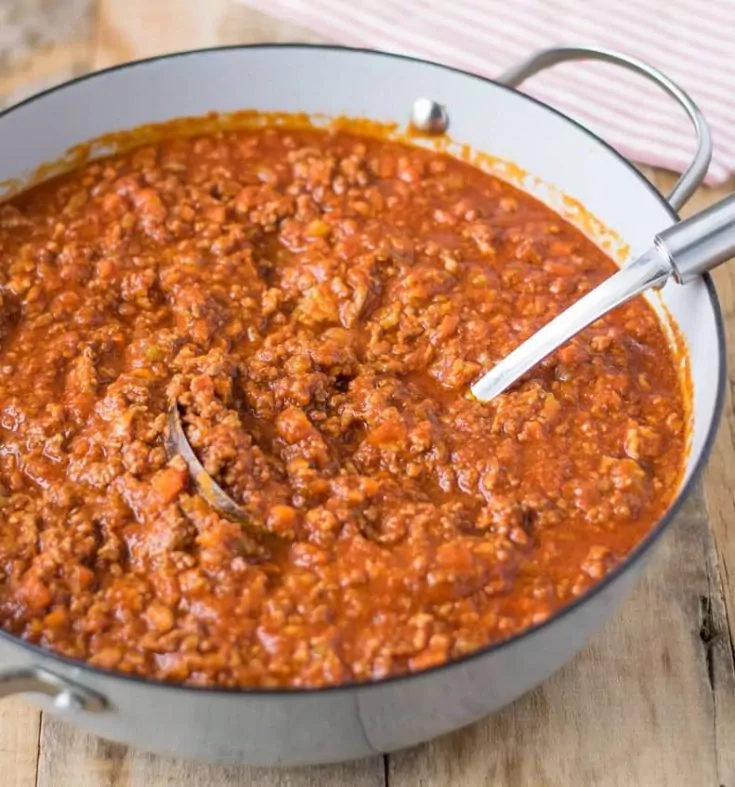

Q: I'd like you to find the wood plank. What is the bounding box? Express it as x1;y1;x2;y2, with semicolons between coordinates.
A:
666;171;735;783
702;242;735;782
0;0;98;108
648;168;735;782
0;698;41;787
36;714;384;787
92;0;329;70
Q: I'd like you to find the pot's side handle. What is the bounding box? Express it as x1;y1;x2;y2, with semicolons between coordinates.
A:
0;667;106;713
498;45;712;213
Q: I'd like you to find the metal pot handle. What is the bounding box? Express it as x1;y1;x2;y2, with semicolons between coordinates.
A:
0;667;106;712
497;45;712;213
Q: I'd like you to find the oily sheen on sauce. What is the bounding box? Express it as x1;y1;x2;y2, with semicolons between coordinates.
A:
0;125;685;688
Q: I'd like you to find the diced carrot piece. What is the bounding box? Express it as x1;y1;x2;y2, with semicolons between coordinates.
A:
20;574;52;613
152;466;188;504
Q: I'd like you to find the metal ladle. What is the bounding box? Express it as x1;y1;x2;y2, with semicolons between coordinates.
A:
472;194;735;402
165;404;249;524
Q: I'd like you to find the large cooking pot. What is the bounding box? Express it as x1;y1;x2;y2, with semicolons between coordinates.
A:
0;44;724;765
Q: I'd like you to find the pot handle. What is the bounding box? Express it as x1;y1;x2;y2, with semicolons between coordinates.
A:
497;45;712;213
0;667;106;712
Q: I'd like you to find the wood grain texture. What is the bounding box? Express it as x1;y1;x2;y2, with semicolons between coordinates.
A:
0;698;41;787
36;713;385;787
677;168;735;786
0;2;734;785
0;0;97;108
92;0;329;70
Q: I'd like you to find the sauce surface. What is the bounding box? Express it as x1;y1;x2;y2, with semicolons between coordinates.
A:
0;127;685;687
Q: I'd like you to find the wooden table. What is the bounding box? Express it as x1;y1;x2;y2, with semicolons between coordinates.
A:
1;2;734;785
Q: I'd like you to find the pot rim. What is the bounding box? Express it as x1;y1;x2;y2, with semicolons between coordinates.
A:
0;42;725;697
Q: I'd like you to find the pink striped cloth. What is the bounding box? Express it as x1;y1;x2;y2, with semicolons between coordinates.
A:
237;0;735;185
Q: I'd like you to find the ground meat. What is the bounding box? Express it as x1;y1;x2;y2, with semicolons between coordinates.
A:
0;124;686;688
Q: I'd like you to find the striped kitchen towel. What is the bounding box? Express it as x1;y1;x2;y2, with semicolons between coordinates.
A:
237;0;735;185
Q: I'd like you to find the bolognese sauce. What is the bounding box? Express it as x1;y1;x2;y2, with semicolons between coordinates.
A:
0;125;686;687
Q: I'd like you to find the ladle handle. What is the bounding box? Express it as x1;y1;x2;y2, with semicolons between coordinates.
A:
657;194;735;284
470;194;735;403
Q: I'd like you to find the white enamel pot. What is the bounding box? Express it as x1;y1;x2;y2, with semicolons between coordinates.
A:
0;45;724;766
